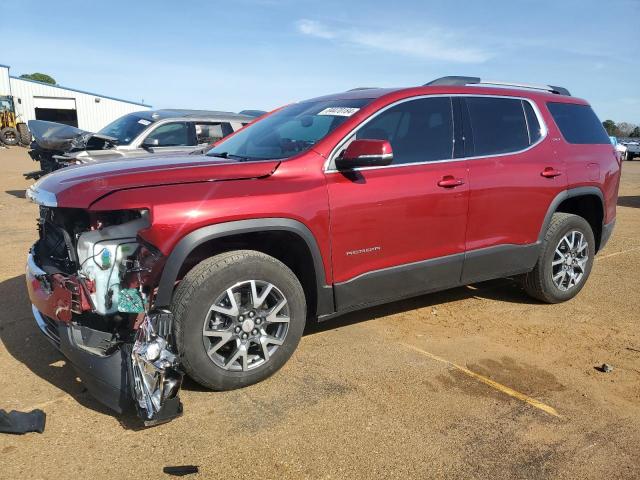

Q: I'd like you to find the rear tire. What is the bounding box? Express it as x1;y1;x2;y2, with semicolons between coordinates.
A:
0;127;19;146
17;124;31;145
521;213;595;303
172;250;306;391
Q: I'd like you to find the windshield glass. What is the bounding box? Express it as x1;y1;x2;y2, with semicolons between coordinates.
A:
98;113;155;145
207;98;373;160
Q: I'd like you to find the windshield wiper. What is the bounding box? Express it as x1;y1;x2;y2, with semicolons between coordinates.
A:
207;151;257;161
207;151;229;159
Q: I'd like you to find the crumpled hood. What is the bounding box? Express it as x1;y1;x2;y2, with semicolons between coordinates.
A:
27;154;281;209
28;120;116;151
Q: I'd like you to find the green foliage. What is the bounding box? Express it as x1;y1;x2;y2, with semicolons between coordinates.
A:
19;73;56;85
602;119;617;136
603;120;639;138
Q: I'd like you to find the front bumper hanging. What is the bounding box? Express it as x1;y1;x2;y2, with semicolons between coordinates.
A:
27;252;184;426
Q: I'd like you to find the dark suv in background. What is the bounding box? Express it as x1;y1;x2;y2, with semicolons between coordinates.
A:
25;76;620;425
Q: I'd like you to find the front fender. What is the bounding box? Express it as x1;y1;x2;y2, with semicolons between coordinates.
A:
153;218;334;317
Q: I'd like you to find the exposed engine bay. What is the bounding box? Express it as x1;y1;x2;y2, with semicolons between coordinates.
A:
29;206;183;425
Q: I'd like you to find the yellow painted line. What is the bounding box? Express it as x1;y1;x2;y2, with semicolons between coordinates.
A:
596;246;640;261
401;343;562;418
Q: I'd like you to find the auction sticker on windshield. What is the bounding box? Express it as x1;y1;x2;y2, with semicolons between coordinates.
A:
317;107;360;117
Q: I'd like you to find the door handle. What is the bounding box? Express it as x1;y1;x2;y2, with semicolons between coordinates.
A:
541;167;562;178
437;175;465;188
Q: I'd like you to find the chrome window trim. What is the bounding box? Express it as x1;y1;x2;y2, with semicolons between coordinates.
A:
324;93;548;173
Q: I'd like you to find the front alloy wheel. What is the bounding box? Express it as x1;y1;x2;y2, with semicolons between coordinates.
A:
173;250;306;391
203;280;290;371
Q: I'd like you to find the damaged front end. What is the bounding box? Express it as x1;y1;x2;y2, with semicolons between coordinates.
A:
25;120;117;180
25;204;183;426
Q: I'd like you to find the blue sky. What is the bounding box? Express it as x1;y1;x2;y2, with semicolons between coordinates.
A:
3;0;639;122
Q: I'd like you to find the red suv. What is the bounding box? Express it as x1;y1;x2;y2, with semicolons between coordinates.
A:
25;76;620;424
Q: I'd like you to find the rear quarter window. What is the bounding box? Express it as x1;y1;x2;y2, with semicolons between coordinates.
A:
547;102;610;145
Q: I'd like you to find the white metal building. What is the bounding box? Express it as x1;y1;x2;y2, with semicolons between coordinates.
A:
0;63;151;131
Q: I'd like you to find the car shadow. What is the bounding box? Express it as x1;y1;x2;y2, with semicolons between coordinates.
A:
0;274;145;429
617;195;640;209
5;189;26;199
1;273;537;420
304;277;537;335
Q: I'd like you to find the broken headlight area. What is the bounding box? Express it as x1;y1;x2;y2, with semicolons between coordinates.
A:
28;207;183;426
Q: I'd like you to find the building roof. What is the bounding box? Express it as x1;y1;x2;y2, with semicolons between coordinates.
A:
10;75;152;107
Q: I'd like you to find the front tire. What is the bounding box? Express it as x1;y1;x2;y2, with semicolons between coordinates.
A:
521;213;595;303
172;250;306;390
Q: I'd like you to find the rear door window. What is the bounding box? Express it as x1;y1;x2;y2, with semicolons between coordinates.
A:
464;97;530;156
547;102;610;144
355;97;454;165
194;122;233;145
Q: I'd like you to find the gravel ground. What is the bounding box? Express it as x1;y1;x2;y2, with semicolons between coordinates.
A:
1;148;639;479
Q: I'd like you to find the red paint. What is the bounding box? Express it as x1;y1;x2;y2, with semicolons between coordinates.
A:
26;271;75;323
343;138;392;160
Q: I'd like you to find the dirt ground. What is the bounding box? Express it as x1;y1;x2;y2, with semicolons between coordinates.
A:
0;147;639;479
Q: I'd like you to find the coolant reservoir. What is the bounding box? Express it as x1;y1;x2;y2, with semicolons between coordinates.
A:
76;213;149;315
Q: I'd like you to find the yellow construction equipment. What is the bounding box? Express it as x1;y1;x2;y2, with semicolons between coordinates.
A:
0;95;30;146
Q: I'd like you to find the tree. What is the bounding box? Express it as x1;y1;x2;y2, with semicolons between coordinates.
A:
602;120;617;136
616;122;636;137
19;73;56;85
631;127;640;138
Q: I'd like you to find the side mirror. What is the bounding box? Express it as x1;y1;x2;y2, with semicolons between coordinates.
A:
142;137;159;149
335;139;393;170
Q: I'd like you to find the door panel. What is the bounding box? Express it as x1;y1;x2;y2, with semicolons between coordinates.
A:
327;163;469;309
325;96;469;310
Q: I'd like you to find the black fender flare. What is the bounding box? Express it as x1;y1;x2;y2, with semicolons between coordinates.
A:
153;218;334;316
538;186;605;243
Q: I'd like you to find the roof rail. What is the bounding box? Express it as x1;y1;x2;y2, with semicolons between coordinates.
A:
425;76;571;96
347;87;378;91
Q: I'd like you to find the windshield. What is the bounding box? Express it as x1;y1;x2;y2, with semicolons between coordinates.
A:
98;113;155;145
207;98;373;160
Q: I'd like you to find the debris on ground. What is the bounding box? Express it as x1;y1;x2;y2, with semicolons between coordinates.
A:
0;409;46;434
163;465;199;476
595;363;614;373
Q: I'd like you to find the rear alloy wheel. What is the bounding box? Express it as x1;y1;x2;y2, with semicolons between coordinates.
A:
521;213;595;303
551;230;589;291
173;250;306;390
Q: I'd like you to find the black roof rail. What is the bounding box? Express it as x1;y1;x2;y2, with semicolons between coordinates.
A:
347;87;378;91
425;76;571;96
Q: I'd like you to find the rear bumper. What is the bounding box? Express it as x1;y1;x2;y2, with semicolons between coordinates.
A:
600;218;616;251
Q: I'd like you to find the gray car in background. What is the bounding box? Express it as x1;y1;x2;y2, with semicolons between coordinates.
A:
26;109;255;178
